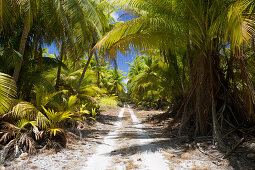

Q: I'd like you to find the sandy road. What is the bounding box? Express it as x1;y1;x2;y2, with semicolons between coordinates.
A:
82;106;125;170
5;105;231;170
83;104;169;170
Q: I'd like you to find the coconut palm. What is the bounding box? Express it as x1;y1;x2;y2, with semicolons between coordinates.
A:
109;68;126;98
0;0;20;36
0;0;109;84
127;55;174;108
95;0;255;145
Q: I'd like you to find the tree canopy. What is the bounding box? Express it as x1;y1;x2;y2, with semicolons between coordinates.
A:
0;0;255;160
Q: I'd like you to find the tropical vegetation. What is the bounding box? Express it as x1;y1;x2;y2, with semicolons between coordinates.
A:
0;0;255;162
96;0;255;149
0;0;126;162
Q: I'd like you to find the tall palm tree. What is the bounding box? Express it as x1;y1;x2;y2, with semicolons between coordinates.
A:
110;68;126;97
0;0;108;84
13;0;40;82
74;0;114;94
127;55;173;107
94;0;255;143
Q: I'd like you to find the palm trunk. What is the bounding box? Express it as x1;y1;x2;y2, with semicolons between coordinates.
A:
187;36;192;77
34;35;38;60
75;48;95;94
95;53;100;87
55;44;65;91
179;42;221;136
38;43;43;71
240;50;255;123
13;21;30;82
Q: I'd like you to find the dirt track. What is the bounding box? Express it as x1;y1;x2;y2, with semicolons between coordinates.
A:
4;105;238;169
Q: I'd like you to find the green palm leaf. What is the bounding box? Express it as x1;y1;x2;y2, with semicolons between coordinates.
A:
0;72;16;116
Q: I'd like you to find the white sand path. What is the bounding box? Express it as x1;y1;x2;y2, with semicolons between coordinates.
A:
83;104;169;170
127;105;169;170
82;106;125;170
5;105;231;170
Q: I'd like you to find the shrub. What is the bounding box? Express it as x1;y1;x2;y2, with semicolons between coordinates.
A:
98;96;118;108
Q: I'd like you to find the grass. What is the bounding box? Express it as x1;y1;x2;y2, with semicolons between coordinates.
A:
98;96;118;108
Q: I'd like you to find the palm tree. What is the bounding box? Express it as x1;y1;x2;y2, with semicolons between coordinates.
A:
127;55;173;108
74;1;121;94
94;0;255;145
109;68;126;98
0;0;108;84
0;0;20;36
13;0;40;82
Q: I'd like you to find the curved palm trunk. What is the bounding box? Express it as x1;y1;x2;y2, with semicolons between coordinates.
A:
75;49;95;94
95;53;101;87
38;43;43;71
55;44;65;91
13;21;30;82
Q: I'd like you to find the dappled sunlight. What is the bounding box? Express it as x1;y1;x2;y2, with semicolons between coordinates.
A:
1;0;255;169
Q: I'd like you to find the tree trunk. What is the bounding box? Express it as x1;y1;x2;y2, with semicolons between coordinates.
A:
178;43;222;137
55;44;65;91
13;21;30;82
37;43;43;71
34;35;38;60
187;30;192;78
240;52;255;123
95;53;101;87
75;48;95;94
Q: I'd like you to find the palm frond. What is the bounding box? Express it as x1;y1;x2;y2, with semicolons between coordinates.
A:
11;101;38;119
0;0;20;34
47;128;63;137
95;16;182;59
0;73;16;116
41;106;73;128
36;112;49;129
67;95;78;110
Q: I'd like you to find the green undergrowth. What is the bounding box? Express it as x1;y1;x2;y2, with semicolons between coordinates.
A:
98;96;119;108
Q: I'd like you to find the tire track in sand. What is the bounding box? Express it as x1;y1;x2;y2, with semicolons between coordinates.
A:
83;104;169;170
82;106;125;170
127;104;169;170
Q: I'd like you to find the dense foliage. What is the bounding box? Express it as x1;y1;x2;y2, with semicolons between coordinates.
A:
0;0;255;162
0;0;125;162
96;0;255;149
127;55;172;110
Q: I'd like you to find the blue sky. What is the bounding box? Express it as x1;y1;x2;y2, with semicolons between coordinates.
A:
110;10;137;84
46;10;137;84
